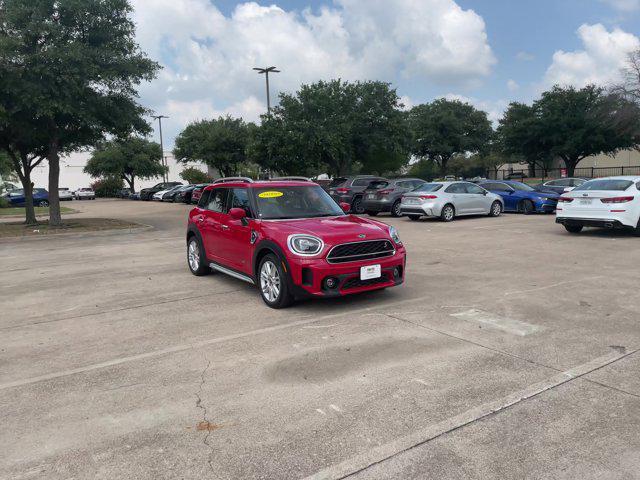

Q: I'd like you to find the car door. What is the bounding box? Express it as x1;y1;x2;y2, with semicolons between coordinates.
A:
217;187;254;275
463;183;491;213
200;188;228;263
444;183;472;214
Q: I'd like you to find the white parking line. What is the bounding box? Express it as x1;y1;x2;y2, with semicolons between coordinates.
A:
0;295;433;391
450;309;542;336
303;347;638;480
503;276;604;296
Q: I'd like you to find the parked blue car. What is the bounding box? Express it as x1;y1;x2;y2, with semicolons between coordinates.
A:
478;181;559;213
2;188;49;207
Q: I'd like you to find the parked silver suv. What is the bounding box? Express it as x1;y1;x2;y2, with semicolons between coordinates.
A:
326;175;385;214
362;178;426;217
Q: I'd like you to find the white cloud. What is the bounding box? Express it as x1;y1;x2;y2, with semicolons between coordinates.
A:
599;0;640;11
543;23;640;88
516;51;534;61
507;79;519;91
443;93;508;124
131;0;496;146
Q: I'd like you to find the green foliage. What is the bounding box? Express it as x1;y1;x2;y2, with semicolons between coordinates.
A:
0;197;10;208
179;166;211;184
498;85;640;175
174;116;252;177
407;159;439;181
85;137;165;191
90;176;124;197
0;0;160;224
249;79;410;177
408;99;493;175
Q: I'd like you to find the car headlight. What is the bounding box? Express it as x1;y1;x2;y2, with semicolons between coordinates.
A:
389;226;402;245
287;234;324;256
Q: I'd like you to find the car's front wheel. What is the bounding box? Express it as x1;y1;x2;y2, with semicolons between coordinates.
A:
519;199;535;215
187;236;210;276
489;201;502;217
391;200;402;217
37;200;49;207
259;254;293;309
564;224;583;234
351;196;364;214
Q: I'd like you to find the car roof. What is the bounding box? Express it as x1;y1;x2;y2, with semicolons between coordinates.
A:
587;175;640;181
203;180;317;191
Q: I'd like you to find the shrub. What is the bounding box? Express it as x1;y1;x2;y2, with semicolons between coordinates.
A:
0;197;10;208
91;176;124;197
180;166;211;184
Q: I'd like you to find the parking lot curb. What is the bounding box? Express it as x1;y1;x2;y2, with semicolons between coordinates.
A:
0;223;155;244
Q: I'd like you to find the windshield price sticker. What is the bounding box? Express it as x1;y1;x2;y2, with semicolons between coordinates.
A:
258;191;284;199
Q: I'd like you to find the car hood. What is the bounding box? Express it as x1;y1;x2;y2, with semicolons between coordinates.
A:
529;190;559;199
258;215;392;245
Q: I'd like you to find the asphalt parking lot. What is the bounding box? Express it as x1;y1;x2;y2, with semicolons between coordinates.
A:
2;199;640;480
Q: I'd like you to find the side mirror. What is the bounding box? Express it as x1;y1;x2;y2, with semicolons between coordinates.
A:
482;191;488;196
229;207;247;222
339;202;351;213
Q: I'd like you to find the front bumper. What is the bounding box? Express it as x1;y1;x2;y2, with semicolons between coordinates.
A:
287;248;406;298
536;202;557;213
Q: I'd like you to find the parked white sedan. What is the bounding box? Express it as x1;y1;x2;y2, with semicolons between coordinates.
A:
400;181;504;221
556;176;640;234
75;187;95;200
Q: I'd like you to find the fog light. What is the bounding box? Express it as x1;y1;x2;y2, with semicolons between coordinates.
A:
393;267;401;278
324;277;338;289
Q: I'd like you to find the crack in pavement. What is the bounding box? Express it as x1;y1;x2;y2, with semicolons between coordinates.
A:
194;357;215;475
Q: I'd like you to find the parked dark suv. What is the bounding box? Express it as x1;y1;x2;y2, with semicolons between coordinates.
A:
139;182;182;201
326;175;385;214
361;178;426;217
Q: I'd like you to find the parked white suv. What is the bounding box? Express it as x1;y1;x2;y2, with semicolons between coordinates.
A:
75;187;95;200
556;176;640;235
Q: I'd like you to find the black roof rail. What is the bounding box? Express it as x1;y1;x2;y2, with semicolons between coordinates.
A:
212;177;254;184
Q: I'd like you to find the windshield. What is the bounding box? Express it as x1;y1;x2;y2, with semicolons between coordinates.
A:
574;179;633;191
509;182;534;191
367;181;389;190
253;185;345;220
412;183;443;192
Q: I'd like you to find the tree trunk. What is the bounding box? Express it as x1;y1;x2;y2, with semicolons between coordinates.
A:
47;138;62;226
562;156;579;177
124;174;135;192
8;151;37;225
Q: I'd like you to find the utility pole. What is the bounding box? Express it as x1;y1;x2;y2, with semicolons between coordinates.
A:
253;66;280;115
152;115;169;182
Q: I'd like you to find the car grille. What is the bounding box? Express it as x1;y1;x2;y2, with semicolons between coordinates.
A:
327;240;395;264
341;275;389;290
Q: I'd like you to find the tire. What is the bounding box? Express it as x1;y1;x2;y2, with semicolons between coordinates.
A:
258;254;293;309
37;200;49;207
351;196;364;214
365;210;378;216
564;225;583;234
488;201;502;217
440;204;455;222
408;215;421;221
633;219;640;237
187;236;210;276
519;199;535;215
391;200;402;217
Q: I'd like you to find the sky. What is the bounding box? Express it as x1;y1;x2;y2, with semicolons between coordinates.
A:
130;0;640;149
30;0;640;188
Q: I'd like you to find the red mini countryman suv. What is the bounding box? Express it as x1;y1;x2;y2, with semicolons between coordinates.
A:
186;177;406;308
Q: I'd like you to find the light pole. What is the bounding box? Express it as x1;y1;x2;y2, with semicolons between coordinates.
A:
152;115;169;182
253;66;280;115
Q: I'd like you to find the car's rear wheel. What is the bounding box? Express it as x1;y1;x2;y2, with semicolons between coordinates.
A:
391;200;402;217
351;196;364;214
187;236;210;276
564;224;583;234
440;204;455;222
408;215;421;221
633;218;640;237
519;199;535;215
259;254;293;309
365;210;378;216
489;201;502;217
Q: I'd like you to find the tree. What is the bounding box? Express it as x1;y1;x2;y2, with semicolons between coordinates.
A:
91;176;123;197
408;99;493;175
85;137;165;192
534;85;640;176
174;116;252;177
0;0;160;226
249;80;410;177
179;166;211;184
613;49;640;105
496;102;553;175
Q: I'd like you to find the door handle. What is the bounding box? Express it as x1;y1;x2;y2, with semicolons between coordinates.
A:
197;217;204;223
221;224;229;230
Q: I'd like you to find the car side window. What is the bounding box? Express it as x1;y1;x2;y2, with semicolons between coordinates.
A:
445;183;466;193
227;188;252;217
206;188;228;213
465;183;485;194
352;178;372;187
197;190;211;208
